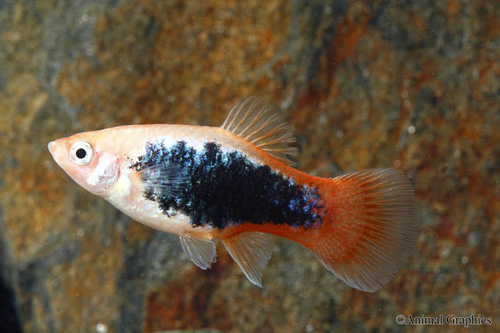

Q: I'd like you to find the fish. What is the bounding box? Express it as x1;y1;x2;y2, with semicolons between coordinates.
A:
48;97;419;292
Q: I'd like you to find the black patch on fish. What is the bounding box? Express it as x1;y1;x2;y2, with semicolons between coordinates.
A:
130;141;323;230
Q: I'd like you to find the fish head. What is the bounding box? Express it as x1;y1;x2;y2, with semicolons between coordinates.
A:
48;130;122;196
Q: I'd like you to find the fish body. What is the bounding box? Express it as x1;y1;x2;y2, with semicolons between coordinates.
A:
48;97;419;292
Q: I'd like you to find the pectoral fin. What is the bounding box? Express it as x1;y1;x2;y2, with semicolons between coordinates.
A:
222;232;274;287
136;163;187;197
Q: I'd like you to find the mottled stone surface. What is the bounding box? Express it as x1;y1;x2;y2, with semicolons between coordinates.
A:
0;0;498;332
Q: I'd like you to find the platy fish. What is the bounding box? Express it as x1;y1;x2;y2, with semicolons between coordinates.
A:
48;97;419;292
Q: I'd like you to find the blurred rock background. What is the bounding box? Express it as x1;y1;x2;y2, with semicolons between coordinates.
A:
0;0;498;332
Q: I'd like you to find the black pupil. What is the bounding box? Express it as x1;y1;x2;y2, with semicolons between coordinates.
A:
76;148;87;159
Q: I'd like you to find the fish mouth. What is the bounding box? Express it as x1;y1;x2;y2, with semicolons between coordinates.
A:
48;140;61;166
47;141;56;155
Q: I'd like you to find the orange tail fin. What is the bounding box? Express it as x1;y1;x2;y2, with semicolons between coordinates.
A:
311;168;419;292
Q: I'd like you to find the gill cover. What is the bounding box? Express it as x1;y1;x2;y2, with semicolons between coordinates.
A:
86;153;121;195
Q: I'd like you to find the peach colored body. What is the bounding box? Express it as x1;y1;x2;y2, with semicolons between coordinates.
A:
48;97;419;292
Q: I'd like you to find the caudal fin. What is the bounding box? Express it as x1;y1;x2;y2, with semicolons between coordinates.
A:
312;168;419;292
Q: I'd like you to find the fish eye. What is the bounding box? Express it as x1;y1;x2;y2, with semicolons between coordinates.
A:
70;141;93;165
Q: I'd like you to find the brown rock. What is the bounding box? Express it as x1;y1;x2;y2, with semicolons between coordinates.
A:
0;0;498;331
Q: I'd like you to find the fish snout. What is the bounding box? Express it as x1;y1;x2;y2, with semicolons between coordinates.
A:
47;140;63;166
48;141;56;155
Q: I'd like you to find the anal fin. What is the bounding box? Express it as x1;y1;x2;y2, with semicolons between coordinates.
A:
179;234;217;270
222;232;274;287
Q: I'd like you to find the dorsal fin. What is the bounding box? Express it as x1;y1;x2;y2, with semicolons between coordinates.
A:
221;97;298;166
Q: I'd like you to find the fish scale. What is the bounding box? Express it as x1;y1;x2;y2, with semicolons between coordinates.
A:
130;140;324;230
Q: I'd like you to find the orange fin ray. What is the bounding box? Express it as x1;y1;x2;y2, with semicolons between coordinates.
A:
312;168;419;292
